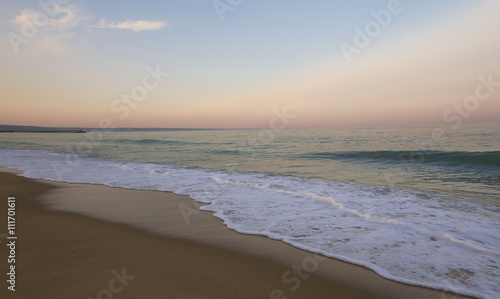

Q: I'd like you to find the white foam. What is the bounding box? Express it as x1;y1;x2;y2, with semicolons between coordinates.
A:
1;148;498;298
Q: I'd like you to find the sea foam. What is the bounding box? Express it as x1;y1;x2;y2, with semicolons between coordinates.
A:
1;148;499;298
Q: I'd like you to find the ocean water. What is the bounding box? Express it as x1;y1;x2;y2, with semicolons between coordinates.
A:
0;122;499;298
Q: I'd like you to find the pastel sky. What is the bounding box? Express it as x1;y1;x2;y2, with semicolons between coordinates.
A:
0;0;499;128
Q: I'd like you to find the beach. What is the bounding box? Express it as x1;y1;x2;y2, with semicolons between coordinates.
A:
0;169;470;299
2;0;499;297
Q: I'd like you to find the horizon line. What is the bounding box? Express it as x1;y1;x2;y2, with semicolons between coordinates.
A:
1;120;498;131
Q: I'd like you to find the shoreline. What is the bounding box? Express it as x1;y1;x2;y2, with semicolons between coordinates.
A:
0;168;472;298
0;130;87;133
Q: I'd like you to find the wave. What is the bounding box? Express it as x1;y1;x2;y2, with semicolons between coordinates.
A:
106;138;179;145
0;141;39;147
303;150;500;168
0;148;498;298
105;138;217;147
208;149;247;155
105;139;248;155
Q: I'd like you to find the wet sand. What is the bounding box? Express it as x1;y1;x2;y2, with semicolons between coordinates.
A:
0;169;470;298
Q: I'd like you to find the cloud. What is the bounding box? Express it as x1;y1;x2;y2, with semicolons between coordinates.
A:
91;19;165;32
12;5;87;53
109;20;165;32
13;6;84;31
11;4;165;53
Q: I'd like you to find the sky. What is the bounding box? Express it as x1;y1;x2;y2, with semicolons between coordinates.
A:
0;0;499;129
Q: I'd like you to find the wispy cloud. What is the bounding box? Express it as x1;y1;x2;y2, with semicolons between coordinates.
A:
12;5;87;53
91;19;166;32
13;6;84;31
11;4;165;53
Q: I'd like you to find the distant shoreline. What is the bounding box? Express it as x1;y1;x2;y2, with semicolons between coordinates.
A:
0;130;87;133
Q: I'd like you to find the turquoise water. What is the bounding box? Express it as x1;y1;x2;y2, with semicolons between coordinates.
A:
0;122;499;297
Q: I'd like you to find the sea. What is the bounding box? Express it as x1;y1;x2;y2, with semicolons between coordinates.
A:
0;122;499;298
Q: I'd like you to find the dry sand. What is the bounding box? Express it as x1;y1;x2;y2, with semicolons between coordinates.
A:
0;170;471;298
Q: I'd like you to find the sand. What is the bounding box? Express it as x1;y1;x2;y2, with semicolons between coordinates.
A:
0;169;471;299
